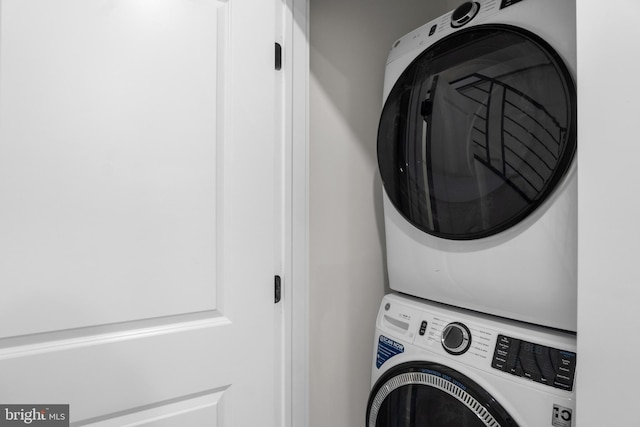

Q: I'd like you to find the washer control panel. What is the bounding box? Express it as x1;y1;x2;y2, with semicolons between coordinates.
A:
376;295;577;394
491;334;577;391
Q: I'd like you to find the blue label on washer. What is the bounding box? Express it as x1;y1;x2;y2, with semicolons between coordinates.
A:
376;335;404;368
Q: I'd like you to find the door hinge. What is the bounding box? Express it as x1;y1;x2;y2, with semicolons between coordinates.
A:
275;42;282;70
274;275;282;303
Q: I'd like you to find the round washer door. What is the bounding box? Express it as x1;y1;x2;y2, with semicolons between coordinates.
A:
378;25;576;240
367;362;518;427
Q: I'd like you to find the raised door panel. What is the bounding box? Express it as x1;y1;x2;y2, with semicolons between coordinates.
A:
0;0;226;337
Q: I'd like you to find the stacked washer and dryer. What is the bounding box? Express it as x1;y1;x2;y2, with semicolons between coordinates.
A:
368;0;577;426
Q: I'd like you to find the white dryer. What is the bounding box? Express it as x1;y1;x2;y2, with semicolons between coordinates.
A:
377;0;577;331
367;294;576;426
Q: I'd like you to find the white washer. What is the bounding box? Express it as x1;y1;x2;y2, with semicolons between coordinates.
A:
377;0;577;331
367;294;576;427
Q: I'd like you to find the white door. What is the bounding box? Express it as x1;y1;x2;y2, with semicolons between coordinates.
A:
0;0;282;425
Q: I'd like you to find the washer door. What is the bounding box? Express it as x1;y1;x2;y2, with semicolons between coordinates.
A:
367;362;518;427
378;25;576;240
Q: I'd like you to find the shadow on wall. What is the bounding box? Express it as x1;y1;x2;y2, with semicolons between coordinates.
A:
310;0;457;289
310;0;459;163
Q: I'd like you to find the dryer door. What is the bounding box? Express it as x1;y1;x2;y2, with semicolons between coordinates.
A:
367;362;518;427
378;25;576;240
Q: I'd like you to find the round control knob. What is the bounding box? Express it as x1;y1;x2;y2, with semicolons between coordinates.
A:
441;322;472;355
451;2;480;28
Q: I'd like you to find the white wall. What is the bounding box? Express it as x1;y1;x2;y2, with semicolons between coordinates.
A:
576;1;640;425
308;1;455;426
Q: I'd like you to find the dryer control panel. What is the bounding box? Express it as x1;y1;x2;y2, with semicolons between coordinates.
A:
491;334;576;391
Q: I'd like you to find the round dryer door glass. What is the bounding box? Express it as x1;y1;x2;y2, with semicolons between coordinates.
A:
378;25;576;240
367;362;518;427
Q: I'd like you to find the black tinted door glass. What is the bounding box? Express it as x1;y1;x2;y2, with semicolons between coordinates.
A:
375;384;489;426
378;25;576;239
367;363;518;427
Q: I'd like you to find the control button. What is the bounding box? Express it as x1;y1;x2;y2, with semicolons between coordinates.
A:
555;351;576;382
505;338;520;364
428;24;437;36
513;361;524;377
492;334;513;372
491;359;506;371
559;359;575;369
553;377;574;391
524;371;542;382
419;321;428;336
498;335;512;345
554;368;575;387
558;353;576;368
441;322;472;355
451;1;480;28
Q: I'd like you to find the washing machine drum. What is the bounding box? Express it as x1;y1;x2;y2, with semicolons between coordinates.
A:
378;25;576;240
367;362;518;427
